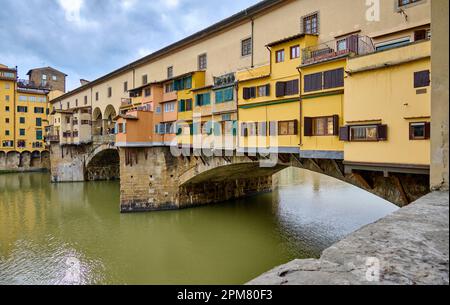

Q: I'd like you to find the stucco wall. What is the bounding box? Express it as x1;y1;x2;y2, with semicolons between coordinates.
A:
430;0;449;190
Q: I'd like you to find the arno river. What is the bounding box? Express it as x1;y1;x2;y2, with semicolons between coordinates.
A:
0;168;397;284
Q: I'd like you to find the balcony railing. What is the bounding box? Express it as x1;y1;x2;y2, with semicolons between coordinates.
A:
302;35;375;65
46;135;60;142
121;98;132;107
17;79;50;90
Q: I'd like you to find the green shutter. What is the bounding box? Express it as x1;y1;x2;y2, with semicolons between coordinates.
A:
216;90;223;103
204;93;211;105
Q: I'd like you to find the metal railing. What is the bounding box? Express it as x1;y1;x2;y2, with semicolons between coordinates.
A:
121;98;132;107
302;35;375;65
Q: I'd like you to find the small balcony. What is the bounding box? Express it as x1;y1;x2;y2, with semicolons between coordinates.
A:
121;98;133;107
301;35;375;66
46;135;60;142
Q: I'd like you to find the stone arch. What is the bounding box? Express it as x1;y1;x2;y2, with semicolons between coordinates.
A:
30;150;41;168
92;107;103;136
85;144;120;181
19;151;32;168
103;104;117;135
6;151;19;168
0;151;6;167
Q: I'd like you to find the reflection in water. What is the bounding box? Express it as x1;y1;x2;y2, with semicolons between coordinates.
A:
0;169;397;284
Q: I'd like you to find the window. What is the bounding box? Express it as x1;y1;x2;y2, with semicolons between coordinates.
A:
36;130;43;140
275;49;285;63
195;93;211;107
142;75;148;85
342;125;388;141
19;129;25;136
276;79;299;97
17;140;26;148
5;106;10;112
156;106;162;114
257;84;270;97
52;75;57;81
5;95;9;102
178;99;192;112
305;116;339;136
34;107;44;114
84;96;88;105
19;117;25;124
167;66;173;79
96;92;99;101
198;53;207;70
278;120;298;136
5;130;10;136
173;76;192;90
108;87;112;97
75;99;78;107
3;140;14;147
414;29;430;41
323;68;344;89
36;118;42;127
66;117;71;124
42;74;47;80
5;118;9;123
164;102;175;113
243;87;256;100
19;96;27;101
5;83;10;89
302;13;319;34
398;0;422;8
290;45;300;59
29;96;37;102
17;106;28;113
124;81;128;92
304;72;323;92
414;70;430;88
67;102;70;109
215;87;234;103
410;122;430;140
165;82;174;93
241;38;252;56
144;88;151;97
81;120;91;125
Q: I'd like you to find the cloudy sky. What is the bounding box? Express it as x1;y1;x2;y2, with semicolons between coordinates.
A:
0;0;260;91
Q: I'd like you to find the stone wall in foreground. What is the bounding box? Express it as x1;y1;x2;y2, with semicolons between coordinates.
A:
248;191;449;285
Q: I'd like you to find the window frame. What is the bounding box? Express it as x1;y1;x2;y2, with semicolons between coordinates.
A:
278;120;298;136
409;122;430;140
241;37;252;57
290;45;300;59
302;12;319;35
312;116;337;136
275;49;285;63
198;53;207;70
349;125;380;142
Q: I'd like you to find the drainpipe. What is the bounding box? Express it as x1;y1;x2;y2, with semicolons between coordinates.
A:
265;46;272;75
13;66;17;151
297;66;303;148
251;18;255;68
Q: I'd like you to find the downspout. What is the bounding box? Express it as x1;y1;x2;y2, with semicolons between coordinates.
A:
13;66;17;151
251;17;255;68
297;66;303;148
265;46;272;75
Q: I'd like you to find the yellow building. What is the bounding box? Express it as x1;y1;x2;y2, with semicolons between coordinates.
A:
15;87;49;152
342;40;431;175
0;65;16;151
237;34;317;153
176;71;205;147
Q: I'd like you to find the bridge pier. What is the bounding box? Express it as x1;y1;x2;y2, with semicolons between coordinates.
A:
119;147;284;212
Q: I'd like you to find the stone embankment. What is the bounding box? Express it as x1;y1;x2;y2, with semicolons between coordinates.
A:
248;191;449;285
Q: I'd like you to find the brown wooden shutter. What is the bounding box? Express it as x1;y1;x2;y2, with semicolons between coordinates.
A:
409;124;414;140
339;126;349;141
243;88;249;100
285;81;293;95
266;84;271;96
304;117;313;136
414;70;430;88
276;82;286;97
269;121;277;136
333;115;339;135
425;122;431;139
292;79;299;95
250;87;256;98
293;120;299;135
377;124;388;141
241;123;247;137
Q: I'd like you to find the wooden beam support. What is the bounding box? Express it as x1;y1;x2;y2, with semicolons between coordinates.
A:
392;175;410;206
349;172;372;190
308;158;323;173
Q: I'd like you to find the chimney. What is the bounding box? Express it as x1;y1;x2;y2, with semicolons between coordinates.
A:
80;79;90;86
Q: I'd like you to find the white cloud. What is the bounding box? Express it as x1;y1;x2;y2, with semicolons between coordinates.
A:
56;0;97;28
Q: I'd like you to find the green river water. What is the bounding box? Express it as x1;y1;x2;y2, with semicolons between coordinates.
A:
0;168;397;284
